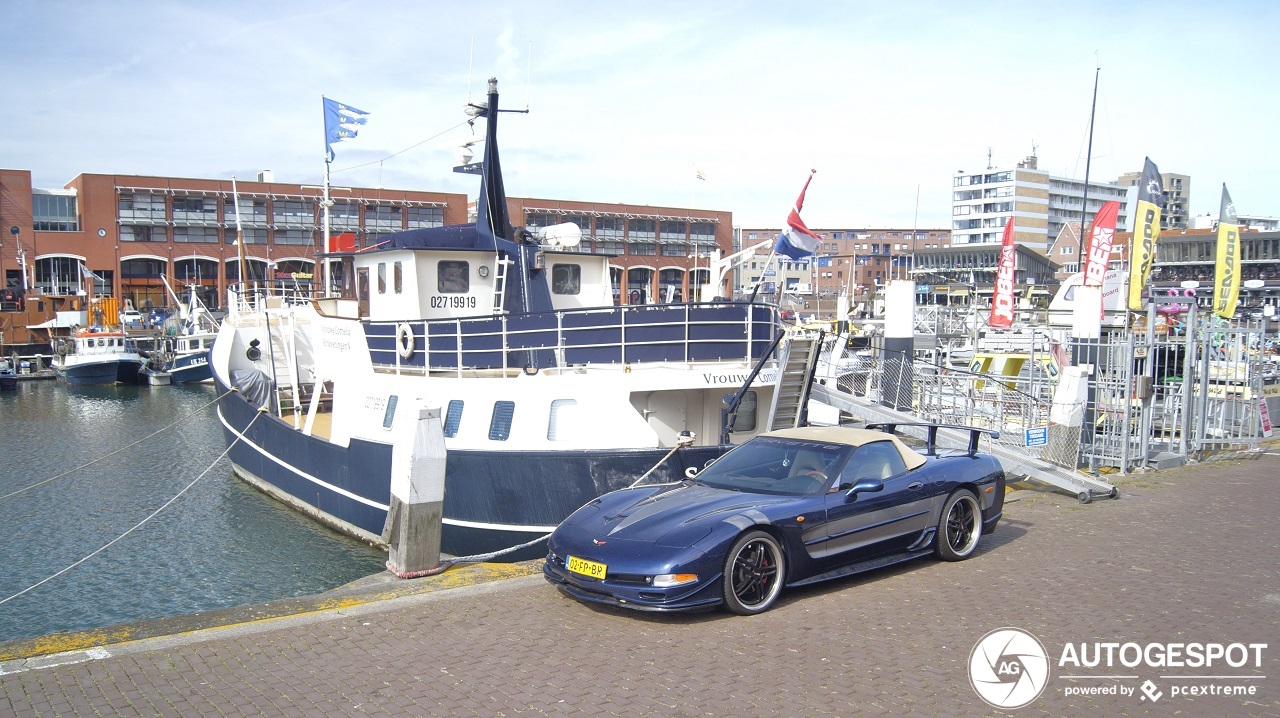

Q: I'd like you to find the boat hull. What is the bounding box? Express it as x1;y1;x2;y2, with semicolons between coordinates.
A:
164;352;213;383
213;376;725;561
55;357;142;385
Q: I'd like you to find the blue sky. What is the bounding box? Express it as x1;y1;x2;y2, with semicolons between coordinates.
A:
3;1;1277;228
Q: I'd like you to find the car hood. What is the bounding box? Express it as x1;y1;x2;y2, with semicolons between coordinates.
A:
570;482;796;544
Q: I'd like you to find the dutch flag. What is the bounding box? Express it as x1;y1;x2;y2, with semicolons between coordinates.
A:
774;170;822;260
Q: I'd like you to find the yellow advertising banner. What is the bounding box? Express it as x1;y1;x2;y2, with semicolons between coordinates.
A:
1127;158;1165;311
1213;184;1240;319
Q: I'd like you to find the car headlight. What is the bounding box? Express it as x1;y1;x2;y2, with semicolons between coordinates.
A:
651;573;699;588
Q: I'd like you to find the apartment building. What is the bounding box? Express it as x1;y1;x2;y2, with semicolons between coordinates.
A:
952;154;1130;248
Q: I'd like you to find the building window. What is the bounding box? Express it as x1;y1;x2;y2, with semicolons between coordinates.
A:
120;225;163;242
365;204;403;232
629;243;657;256
273;229;312;245
232;228;267;245
1061;246;1074;256
628;219;656;241
32;193;80;232
595;217;624;240
406;206;444;228
661;243;685;257
551;264;581;295
118;192;166;223
272;199;314;228
438;260;469;293
595;240;624;254
489;401;515;441
172;196;217;224
173;226;218;243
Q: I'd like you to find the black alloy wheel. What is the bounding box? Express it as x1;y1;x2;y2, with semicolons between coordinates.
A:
935;489;982;561
722;530;785;615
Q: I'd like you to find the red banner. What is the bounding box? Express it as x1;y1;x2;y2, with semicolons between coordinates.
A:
1082;200;1120;287
989;218;1016;329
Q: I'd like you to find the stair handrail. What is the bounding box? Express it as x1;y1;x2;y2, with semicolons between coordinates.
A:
720;329;786;445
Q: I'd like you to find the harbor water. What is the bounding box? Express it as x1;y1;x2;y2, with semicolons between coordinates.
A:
0;380;385;644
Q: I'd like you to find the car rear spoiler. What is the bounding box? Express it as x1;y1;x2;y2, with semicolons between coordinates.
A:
865;423;1000;457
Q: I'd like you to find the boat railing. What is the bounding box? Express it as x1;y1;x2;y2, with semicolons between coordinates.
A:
367;301;779;375
226;283;314;321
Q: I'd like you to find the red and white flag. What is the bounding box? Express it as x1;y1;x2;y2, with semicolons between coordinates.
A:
1082;200;1120;287
989;217;1017;329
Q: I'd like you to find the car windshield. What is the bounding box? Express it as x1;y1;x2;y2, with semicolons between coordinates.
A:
696;437;854;496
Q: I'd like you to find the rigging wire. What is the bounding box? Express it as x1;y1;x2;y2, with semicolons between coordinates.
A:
331;120;471;174
0;387;237;502
0;407;266;607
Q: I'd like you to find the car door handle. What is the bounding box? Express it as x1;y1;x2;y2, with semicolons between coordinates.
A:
908;481;924;490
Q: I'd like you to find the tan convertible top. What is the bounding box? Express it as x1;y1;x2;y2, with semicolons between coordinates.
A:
761;426;928;471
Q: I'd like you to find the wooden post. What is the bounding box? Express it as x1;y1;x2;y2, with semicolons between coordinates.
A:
383;405;447;577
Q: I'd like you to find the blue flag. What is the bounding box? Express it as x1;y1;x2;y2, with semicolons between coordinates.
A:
323;97;369;161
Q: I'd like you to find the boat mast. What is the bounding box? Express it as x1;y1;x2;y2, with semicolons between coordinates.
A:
231;176;246;291
1078;64;1100;260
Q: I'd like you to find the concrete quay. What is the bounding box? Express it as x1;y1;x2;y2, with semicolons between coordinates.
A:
3;452;1279;717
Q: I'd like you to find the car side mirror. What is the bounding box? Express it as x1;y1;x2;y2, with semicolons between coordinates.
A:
845;478;885;500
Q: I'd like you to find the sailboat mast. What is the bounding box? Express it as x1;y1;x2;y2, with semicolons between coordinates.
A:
1079;65;1100;260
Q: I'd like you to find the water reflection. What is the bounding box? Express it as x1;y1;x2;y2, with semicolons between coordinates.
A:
0;381;384;642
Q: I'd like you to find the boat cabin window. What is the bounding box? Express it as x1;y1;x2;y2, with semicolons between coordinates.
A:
489;400;515;441
444;399;464;438
730;390;758;433
439;261;469;293
551;264;581;296
393;261;403;294
377;263;387;295
547;399;578;440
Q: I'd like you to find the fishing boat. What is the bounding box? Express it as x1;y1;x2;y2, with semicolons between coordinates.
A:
52;327;144;385
145;277;219;384
210;78;783;560
0;356;16;390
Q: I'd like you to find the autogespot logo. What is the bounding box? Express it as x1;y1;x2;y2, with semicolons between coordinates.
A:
969;627;1051;709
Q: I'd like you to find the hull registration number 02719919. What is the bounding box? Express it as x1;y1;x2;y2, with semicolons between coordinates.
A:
430;295;478;309
567;556;607;579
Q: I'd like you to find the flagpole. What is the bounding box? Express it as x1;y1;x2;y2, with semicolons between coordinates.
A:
747;245;781;304
322;157;332;298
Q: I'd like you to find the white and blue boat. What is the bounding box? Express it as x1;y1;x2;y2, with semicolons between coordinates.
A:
53;328;144;385
147;278;219;384
210;78;785;560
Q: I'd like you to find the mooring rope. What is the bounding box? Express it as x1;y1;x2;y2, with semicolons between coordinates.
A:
0;387;238;502
0;407;265;606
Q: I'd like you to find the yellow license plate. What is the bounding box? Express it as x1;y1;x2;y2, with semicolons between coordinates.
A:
567;556;607;579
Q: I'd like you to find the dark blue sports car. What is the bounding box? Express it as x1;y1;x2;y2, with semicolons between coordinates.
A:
544;424;1004;615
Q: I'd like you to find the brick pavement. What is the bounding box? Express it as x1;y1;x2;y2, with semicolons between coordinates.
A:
2;452;1278;717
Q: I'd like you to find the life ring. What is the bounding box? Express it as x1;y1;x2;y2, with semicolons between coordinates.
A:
395;322;415;360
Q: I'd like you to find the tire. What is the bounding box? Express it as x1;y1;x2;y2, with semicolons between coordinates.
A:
722;530;785;615
934;489;982;561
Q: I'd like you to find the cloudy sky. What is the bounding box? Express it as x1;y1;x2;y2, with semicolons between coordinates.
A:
3;1;1276;229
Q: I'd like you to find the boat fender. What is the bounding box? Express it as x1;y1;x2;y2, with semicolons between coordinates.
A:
396;322;415;360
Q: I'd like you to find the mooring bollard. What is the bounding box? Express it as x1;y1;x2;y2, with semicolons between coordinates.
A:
383;405;447;577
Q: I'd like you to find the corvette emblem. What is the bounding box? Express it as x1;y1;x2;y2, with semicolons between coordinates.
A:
593;539;607;545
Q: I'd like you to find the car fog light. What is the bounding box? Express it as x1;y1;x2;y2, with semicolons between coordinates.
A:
651;573;698;588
